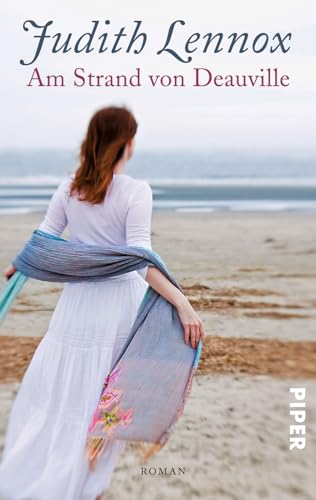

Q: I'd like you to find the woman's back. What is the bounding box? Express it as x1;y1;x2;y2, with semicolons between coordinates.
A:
0;176;152;500
0;105;203;500
38;173;153;249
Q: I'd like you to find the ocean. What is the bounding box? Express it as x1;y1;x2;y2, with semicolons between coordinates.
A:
0;149;315;214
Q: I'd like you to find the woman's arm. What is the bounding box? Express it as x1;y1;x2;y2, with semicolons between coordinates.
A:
145;267;205;348
126;181;153;279
37;178;68;236
4;179;68;280
126;181;205;348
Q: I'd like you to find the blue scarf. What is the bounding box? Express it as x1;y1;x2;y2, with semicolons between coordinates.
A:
1;229;202;468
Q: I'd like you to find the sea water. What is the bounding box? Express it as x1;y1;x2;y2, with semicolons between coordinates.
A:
0;149;315;214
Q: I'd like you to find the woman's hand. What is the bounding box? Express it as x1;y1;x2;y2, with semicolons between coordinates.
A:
145;267;206;349
4;264;16;280
176;297;205;349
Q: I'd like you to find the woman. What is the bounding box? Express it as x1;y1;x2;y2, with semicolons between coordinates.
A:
0;106;205;500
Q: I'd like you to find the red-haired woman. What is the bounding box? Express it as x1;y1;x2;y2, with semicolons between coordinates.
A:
0;106;204;500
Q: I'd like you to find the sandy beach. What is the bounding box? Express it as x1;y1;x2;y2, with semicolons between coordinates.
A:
0;211;315;500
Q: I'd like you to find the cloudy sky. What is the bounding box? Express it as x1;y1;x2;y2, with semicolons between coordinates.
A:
1;0;315;152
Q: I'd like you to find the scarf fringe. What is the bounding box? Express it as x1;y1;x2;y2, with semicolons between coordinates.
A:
129;441;164;463
86;437;164;469
86;365;199;470
86;437;108;471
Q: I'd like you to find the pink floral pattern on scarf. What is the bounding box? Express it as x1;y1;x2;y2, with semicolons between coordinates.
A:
88;363;133;435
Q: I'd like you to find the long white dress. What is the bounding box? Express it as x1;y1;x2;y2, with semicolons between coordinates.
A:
0;173;153;500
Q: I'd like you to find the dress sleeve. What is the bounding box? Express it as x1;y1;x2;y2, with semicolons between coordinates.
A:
126;181;153;279
38;179;68;237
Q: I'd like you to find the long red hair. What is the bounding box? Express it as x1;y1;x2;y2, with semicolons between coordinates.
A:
70;106;138;204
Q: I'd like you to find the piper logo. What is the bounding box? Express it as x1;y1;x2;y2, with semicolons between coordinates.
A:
289;387;306;450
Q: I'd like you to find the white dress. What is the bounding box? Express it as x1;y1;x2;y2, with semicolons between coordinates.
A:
0;173;153;500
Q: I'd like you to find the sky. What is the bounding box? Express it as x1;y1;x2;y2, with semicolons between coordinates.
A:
1;0;315;153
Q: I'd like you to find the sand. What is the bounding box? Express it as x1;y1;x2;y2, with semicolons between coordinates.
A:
0;211;315;499
1;335;316;383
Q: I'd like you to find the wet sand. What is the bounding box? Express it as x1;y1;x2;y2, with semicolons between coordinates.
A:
0;212;315;499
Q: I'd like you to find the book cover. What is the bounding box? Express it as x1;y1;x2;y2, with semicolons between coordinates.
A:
0;1;315;499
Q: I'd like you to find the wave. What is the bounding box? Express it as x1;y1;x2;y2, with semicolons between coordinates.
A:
1;176;316;187
0;175;315;214
160;200;316;211
2;200;316;215
148;177;316;187
0;176;64;186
